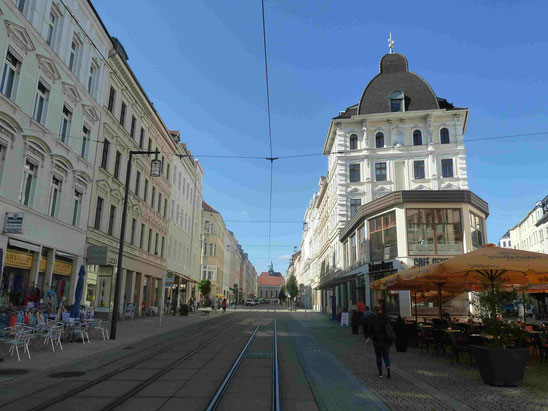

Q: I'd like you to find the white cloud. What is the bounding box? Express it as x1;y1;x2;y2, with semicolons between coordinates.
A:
277;255;291;260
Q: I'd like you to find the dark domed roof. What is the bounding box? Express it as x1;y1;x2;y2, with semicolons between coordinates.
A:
357;53;439;115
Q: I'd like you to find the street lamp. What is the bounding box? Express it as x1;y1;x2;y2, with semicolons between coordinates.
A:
111;150;160;340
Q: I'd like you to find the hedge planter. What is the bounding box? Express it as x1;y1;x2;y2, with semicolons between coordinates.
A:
470;345;529;386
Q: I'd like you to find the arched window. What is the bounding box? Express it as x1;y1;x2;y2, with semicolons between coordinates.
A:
413;130;422;146
440;128;450;144
389;90;404;112
349;134;358;150
375;132;384;148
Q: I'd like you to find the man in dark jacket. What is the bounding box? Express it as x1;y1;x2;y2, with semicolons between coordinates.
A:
365;305;394;378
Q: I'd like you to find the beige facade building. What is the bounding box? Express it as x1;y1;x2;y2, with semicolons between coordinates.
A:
200;201;225;299
84;37;178;317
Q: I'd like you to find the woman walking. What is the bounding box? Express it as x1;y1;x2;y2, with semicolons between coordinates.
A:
365;305;395;378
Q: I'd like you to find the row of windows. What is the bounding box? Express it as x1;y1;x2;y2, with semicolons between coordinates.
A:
1;51;94;160
167;236;191;266
343;209;486;266
259;289;279;298
348;128;451;150
98;139;170;218
19;158;85;227
203;241;217;257
348;158;454;183
93;196;165;257
13;0;102;99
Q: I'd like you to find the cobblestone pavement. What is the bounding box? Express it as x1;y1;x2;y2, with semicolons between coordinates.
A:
293;312;548;411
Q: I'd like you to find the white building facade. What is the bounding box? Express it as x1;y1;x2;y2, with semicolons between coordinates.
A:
0;0;110;306
165;133;204;310
501;195;548;254
295;51;484;316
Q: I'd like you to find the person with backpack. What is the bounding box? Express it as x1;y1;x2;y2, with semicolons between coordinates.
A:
365;305;395;378
221;298;227;313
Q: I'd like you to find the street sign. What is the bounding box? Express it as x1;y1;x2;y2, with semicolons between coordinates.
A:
165;271;175;285
4;212;24;233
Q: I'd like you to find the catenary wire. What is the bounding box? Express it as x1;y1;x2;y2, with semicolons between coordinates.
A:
16;124;548;154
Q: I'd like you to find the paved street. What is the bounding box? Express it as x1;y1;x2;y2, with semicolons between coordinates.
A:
1;305;546;410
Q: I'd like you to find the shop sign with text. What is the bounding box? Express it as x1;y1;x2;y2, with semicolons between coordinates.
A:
413;257;450;267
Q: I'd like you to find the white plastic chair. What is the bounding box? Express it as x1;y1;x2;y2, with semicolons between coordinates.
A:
5;330;33;361
40;326;64;352
92;320;110;340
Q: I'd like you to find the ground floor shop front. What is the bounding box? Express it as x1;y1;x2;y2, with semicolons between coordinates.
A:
85;244;166;318
0;237;83;310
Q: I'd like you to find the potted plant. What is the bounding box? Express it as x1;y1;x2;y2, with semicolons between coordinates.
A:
470;285;529;386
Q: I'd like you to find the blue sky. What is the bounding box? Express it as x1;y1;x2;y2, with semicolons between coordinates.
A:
93;0;548;274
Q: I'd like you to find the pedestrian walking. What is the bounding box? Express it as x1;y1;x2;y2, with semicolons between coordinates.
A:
193;299;198;312
222;298;227;313
166;297;172;314
365;305;395;378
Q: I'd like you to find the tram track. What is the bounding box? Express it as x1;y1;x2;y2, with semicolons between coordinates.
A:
207;309;281;411
22;311;252;411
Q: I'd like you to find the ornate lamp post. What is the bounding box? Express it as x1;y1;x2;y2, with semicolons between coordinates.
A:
110;150;160;340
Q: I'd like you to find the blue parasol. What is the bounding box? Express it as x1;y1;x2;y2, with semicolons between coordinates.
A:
70;265;86;319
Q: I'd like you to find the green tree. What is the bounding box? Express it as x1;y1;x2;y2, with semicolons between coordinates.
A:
285;274;299;301
198;279;211;299
278;287;286;302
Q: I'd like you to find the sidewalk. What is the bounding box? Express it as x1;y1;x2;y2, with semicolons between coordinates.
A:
289;312;548;411
0;310;235;372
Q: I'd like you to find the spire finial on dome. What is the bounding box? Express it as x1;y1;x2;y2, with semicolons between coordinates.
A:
387;32;394;54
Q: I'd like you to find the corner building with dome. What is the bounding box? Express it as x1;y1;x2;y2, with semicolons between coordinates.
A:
293;51;489;319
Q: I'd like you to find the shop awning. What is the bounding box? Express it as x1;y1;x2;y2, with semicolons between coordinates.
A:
172;272;199;284
8;238;40;252
56;250;76;259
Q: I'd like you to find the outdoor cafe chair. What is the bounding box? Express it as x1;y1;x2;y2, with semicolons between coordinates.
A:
418;326;434;354
431;328;447;356
5;330;33;361
535;334;548;364
448;332;471;365
91;319;110;340
72;323;90;345
39;326;64;352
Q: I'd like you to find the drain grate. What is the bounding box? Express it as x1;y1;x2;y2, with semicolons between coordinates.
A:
48;371;87;378
244;351;273;359
0;369;29;376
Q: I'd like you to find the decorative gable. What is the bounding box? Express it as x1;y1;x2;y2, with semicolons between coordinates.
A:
441;182;458;190
62;82;82;105
414;184;429;190
36;54;60;82
4;21;35;54
82;104;99;123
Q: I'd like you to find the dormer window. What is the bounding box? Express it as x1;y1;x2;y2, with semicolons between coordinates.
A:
389;90;404;112
349;134;358;150
413;130;422;146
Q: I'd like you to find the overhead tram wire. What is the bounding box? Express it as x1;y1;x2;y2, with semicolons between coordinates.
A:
17;124;548;157
260;0;276;267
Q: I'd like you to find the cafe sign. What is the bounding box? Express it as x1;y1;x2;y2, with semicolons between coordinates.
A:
412;257;449;267
4;212;24;234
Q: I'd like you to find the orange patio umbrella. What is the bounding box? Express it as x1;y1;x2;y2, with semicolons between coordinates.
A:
371;244;548;319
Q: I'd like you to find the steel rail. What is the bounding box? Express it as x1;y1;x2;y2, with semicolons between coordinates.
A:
100;315;253;411
273;310;281;411
208;307;280;411
206;310;270;410
28;313;244;411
